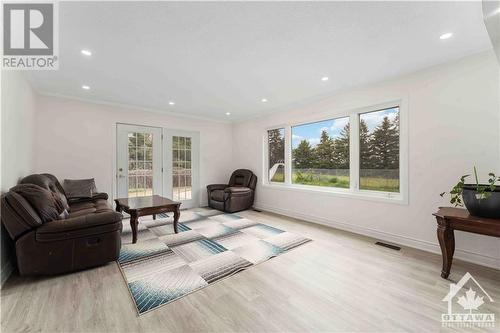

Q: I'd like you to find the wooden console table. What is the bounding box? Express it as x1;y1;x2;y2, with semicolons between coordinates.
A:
433;207;500;279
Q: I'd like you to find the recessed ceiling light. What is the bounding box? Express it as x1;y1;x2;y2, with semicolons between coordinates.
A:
225;112;231;116
81;85;90;90
261;98;268;103
321;76;329;81
168;101;175;106
439;32;453;40
81;49;92;56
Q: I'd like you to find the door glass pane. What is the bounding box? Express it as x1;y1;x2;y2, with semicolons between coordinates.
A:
359;107;400;193
172;136;192;201
128;131;154;197
128;176;136;197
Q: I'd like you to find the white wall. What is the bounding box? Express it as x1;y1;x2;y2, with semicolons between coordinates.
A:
1;72;37;191
1;71;37;285
232;51;500;269
33;96;234;205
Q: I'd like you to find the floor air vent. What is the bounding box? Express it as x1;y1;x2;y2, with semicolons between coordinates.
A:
375;242;401;251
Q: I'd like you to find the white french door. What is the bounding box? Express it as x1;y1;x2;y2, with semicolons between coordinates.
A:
116;124;200;208
116;124;163;198
164;130;200;209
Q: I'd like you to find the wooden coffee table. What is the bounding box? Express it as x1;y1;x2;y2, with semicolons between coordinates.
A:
115;195;181;244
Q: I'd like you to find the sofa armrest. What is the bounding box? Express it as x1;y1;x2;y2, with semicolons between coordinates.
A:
207;184;228;191
224;187;253;195
37;211;122;234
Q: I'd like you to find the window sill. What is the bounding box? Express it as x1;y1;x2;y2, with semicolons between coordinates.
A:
262;182;408;205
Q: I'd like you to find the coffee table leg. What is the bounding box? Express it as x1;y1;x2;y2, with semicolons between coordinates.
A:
173;206;180;233
153;214;156;220
130;212;139;244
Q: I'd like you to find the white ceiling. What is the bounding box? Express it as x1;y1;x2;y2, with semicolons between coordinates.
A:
28;1;493;121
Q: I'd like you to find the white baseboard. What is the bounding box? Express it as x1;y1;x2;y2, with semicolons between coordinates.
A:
254;202;500;270
1;260;14;288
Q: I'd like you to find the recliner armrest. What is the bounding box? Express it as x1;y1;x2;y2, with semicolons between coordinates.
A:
207;184;228;191
224;187;253;195
37;211;122;236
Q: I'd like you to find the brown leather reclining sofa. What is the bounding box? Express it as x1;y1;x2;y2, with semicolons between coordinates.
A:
207;169;257;213
1;174;122;275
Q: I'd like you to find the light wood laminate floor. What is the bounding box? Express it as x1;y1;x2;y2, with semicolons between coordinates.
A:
1;210;499;333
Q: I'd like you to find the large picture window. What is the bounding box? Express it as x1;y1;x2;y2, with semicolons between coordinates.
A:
291;117;349;188
264;103;405;202
267;128;285;182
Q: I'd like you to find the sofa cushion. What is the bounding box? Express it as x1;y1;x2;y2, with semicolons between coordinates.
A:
69;208;97;218
63;178;97;199
10;184;64;223
21;174;69;211
210;189;225;202
36;211;122;242
70;202;95;212
68;192;108;205
224;187;252;196
1;192;43;239
69;199;113;218
229;169;254;187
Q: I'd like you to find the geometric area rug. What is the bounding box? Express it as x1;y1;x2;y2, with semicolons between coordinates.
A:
117;207;312;315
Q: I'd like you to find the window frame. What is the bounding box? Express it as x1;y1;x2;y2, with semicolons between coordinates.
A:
263;99;408;205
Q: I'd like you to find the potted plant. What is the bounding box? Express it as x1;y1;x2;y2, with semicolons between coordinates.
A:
441;167;500;219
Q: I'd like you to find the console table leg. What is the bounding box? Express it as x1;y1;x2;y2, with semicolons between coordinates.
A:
130;213;139;244
437;223;454;279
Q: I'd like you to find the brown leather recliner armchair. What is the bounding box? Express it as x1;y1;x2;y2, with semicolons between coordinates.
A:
207;169;257;213
1;174;122;275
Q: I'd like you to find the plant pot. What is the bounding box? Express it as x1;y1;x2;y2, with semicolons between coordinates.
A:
462;185;500;219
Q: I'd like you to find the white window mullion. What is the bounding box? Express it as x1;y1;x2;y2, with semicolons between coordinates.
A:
399;98;409;204
284;126;292;185
349;113;359;192
263;131;270;184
